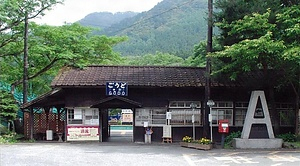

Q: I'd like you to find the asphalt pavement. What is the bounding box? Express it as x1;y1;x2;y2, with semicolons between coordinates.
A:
1;141;300;166
1;130;300;166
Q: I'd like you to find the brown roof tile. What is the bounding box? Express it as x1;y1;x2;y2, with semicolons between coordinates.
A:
51;65;273;88
51;65;207;87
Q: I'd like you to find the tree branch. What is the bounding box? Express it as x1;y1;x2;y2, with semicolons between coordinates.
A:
10;57;62;89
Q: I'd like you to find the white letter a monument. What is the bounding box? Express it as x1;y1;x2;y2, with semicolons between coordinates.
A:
233;91;283;149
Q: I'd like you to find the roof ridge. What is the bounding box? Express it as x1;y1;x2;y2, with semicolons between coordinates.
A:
87;65;205;69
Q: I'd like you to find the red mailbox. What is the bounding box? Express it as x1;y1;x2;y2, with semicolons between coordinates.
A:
218;119;229;133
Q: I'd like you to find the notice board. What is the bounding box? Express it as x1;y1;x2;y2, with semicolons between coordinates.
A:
163;125;172;138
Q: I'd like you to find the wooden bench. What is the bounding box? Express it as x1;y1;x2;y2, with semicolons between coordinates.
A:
162;137;172;143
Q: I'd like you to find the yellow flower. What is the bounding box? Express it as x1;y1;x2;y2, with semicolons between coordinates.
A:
182;136;192;143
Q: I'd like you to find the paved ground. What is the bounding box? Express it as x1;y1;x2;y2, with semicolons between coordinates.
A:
1;131;300;166
1;141;300;166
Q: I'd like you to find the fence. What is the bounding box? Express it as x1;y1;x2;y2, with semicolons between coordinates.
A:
24;111;66;140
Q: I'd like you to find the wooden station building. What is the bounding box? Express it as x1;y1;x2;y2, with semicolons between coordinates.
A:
22;65;297;142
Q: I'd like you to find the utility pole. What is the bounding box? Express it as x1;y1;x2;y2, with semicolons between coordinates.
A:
204;0;213;138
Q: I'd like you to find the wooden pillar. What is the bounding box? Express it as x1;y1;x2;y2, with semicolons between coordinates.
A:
132;108;136;142
45;107;50;130
57;107;62;132
99;109;103;142
64;108;67;142
30;108;34;140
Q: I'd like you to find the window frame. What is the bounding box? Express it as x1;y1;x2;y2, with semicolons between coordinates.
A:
211;101;233;126
67;108;99;126
168;101;202;126
135;108;167;127
234;102;248;126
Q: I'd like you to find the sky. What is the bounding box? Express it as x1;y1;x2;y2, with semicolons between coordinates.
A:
34;0;163;26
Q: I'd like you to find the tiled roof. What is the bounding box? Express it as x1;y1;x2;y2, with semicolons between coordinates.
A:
51;66;207;87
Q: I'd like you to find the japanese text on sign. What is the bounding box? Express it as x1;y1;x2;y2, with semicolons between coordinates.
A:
106;82;128;96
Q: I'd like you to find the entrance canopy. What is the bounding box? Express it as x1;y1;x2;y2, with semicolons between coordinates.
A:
91;96;142;109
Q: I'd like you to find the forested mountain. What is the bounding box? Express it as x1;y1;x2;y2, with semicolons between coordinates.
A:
79;0;208;58
78;11;138;29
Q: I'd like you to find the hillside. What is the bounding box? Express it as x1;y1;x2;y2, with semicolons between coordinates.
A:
79;0;208;58
78;11;138;29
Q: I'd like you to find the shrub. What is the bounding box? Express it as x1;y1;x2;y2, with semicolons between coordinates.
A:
224;131;241;148
0;132;19;144
277;132;297;142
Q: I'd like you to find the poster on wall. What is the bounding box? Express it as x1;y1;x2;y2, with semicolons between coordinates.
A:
67;126;99;141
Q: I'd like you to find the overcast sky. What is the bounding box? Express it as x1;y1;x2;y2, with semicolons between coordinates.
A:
34;0;163;26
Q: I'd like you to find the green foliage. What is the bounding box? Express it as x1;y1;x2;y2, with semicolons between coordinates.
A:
0;0;64;48
211;32;286;79
0;90;18;122
212;5;300;86
122;52;185;66
78;12;138;29
224;131;241;147
182;136;192;143
0;124;9;134
277;132;297;142
196;138;212;145
109;109;121;116
81;0;208;57
214;0;285;46
0;132;23;144
1;23;126;96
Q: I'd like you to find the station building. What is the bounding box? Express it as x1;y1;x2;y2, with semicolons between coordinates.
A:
22;65;297;142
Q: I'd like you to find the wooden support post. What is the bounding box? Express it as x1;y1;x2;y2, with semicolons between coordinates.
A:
30;108;34;140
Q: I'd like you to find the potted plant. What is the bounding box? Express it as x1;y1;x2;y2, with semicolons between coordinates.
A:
180;136;212;150
193;138;213;150
180;136;192;147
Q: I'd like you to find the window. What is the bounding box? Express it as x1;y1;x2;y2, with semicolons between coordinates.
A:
169;109;201;125
211;101;233;126
277;103;294;126
169;101;202;126
68;109;83;124
169;101;201;108
135;108;167;126
83;109;99;125
67;108;99;125
235;102;248;126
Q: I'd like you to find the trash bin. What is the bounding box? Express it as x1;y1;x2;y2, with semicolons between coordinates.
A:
46;130;53;140
144;134;151;143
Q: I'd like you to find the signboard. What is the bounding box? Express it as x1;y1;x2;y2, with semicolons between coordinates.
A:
144;122;149;127
67;126;99;141
163;125;172;138
166;112;172;119
106;82;128;96
122;113;133;123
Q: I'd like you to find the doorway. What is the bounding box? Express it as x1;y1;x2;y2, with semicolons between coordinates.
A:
104;109;133;142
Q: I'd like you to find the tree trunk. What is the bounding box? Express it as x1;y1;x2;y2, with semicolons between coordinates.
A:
23;13;29;104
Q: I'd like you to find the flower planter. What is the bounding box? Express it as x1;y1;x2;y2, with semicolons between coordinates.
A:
193;144;212;150
180;142;189;147
180;142;212;150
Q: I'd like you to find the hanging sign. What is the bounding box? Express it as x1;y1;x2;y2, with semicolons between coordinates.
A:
106;82;128;96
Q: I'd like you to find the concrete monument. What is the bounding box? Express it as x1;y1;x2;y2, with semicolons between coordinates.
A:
233;91;282;149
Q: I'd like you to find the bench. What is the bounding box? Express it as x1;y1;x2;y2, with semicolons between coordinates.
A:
162;137;172;143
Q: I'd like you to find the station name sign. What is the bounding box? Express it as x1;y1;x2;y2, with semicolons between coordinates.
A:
106;82;128;96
